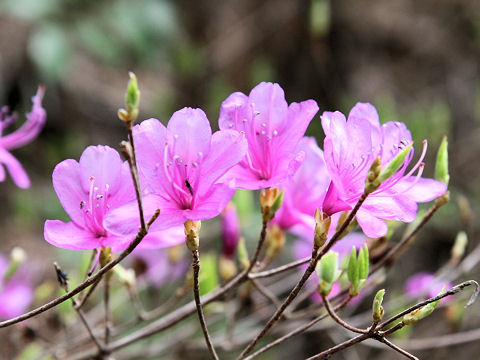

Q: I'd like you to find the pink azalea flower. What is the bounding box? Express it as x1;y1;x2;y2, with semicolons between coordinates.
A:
218;82;319;190
404;272;452;304
272;137;331;232
44;145;185;251
0;254;33;319
321;103;447;238
221;203;241;259
0;87;46;188
105;108;248;235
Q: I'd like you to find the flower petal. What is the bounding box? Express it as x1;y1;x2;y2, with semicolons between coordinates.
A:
356;209;389;238
167;108;212;165
52;158;86;225
44;220;101;250
0;148;30;188
186;183;234;221
392;177;447;203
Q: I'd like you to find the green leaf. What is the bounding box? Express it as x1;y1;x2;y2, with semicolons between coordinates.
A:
317;251;339;284
378;143;412;184
347;247;358;287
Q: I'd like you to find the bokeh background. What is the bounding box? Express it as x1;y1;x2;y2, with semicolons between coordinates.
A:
0;0;479;359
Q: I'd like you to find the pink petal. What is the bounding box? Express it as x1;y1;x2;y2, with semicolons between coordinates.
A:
79;145;123;194
381;122;412;163
0;148;30;188
137;226;185;249
348;102;380;128
104;194;186;236
392;177;447;203
186;183;235;221
198;129;247;193
167;108;212;165
362;195;417;223
218;92;250;131
44;220;101;250
52;159;86;226
356;209;389;238
322;182;352;216
248;82;289;132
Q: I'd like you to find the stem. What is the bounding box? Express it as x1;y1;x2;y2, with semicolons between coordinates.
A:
191;249;220;360
306;333;370;360
322;295;368;334
238;193;368;359
246;219;268;274
74;302;105;353
249;256;310;279
374;336;419;360
244;297;352;360
104;272;112;349
251;279;281;309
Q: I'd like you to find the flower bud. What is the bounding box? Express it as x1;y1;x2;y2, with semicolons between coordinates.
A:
372;289;385;322
364;157;382;194
4;247;27;280
347;245;370;296
99;246;113;268
435;136;449;185
221;203;240;259
314;209;331;248
316;251;340;296
377;143;413;185
403;292;443;325
265;224;286;260
184;220;201;252
259;187;283;221
219;255;237;281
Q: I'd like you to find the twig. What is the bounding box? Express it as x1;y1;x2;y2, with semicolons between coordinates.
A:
238;192;369;359
191;249;220;360
373;336;419;360
322;295;368;334
104;272;112;349
75;275;103;310
244;297;352;360
251;279;281;309
248;256;311;280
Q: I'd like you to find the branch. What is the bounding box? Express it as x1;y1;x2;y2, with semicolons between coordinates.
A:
322;295;368;334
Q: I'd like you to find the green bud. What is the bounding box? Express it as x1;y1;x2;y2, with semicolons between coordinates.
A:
378;143;413;184
373;289;385;322
365;157;382;193
126;72;140;111
316;251;340;296
314;209;331;248
403;288;444;325
358;245;369;280
99;246;113;268
347;247;359;290
271;189;284;216
435;136;449;185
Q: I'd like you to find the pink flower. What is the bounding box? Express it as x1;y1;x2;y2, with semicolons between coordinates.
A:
105;108;248;235
219;82;319;190
221;203;240;259
321;103;447;238
272;137;331;232
44;145;184;251
404;272;452;304
0;254;33;319
0;87;46;188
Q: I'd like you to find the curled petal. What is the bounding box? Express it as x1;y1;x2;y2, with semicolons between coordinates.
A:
0;148;30;188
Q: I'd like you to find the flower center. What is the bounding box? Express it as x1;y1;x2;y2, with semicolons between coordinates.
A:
80;176;111;237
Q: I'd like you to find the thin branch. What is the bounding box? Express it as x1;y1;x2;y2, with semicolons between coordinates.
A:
191;249;220;360
306;332;370;360
103;272;112;350
251;279;281;309
244;297;351;360
374;336;419;360
75;275;103;310
322;295;368;334
248;256;311;280
238;192;369;359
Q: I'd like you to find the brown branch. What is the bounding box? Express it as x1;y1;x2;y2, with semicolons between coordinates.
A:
191;249;220;360
373;336;419;360
238;192;369;359
322;295;368;334
248;256;310;280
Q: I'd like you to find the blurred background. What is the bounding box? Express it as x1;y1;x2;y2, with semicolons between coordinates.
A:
0;0;479;359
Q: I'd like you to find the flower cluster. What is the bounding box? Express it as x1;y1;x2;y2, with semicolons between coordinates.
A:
43;81;446;274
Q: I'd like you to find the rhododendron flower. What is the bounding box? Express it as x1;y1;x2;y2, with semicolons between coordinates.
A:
219;82;319;190
105;108;248;235
321;103;447;238
272;137;330;232
0;254;33;319
0;87;46;188
44;145;185;251
405;272;452;304
221;203;240;259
